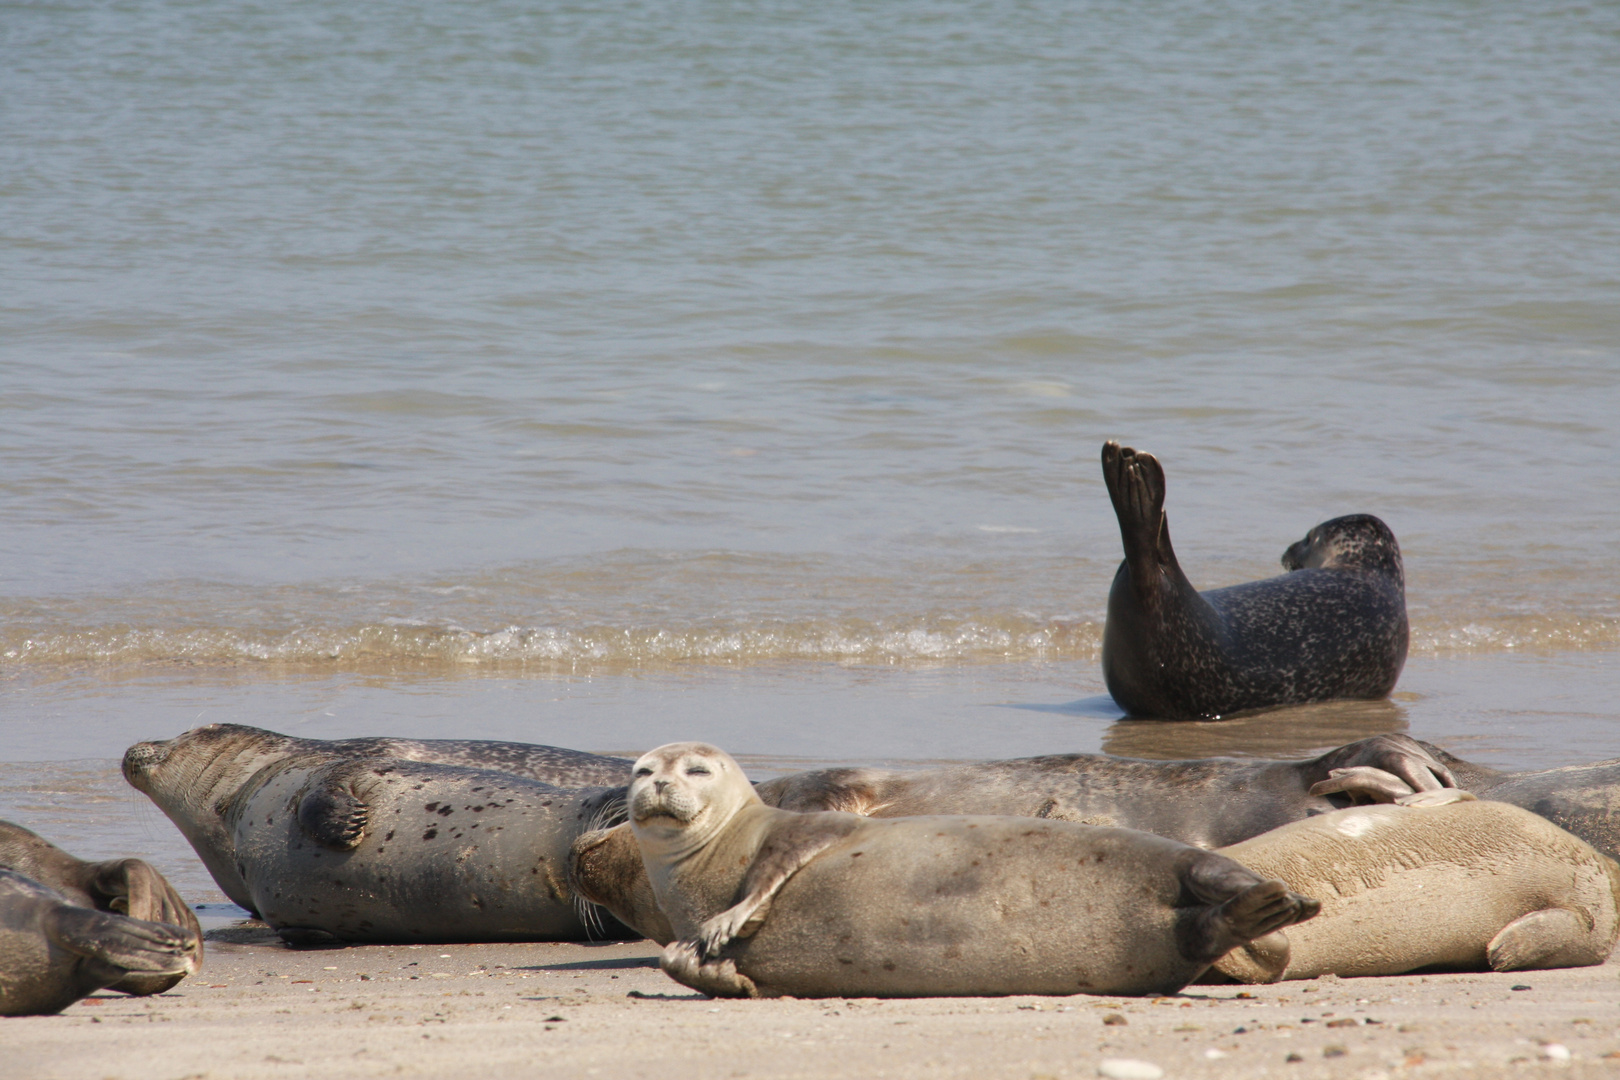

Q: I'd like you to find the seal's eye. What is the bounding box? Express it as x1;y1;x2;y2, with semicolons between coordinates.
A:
686;764;711;776
633;767;653;778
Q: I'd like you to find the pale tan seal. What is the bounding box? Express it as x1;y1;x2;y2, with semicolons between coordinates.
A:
0;869;198;1016
627;742;1318;998
0;821;202;995
1211;789;1620;983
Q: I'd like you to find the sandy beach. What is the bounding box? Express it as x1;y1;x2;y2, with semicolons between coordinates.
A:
9;924;1619;1080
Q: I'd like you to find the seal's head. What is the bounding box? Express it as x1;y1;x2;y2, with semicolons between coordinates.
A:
120;724;301;911
628;742;758;858
569;822;676;945
1281;514;1403;585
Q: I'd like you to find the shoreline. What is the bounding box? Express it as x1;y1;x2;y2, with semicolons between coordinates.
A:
9;926;1619;1079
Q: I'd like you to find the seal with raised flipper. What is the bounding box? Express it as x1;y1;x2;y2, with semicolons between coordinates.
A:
121;723;631;917
628;742;1319;998
123;727;633;944
0;821;202;995
1211;789;1620;983
0;869;198;1016
1100;441;1408;720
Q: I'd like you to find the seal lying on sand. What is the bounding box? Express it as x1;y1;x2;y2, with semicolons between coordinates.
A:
1211;790;1620;982
0;821;201;995
124;726;633;943
629;742;1319;998
571;734;1452;943
0;869;198;1015
122;723;631;916
1100;441;1408;720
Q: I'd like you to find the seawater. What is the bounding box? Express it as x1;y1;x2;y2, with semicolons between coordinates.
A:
2;1;1618;900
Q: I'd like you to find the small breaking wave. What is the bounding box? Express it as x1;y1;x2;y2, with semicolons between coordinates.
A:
0;615;1104;672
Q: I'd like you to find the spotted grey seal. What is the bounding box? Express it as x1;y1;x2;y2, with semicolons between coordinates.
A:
0;821;202;995
0;869;198;1015
121;723;631;915
756;733;1455;848
1211;790;1620;982
629;742;1319;998
1100;441;1408;720
123;725;633;943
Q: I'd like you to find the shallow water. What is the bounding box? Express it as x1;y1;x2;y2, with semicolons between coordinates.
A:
2;2;1618;897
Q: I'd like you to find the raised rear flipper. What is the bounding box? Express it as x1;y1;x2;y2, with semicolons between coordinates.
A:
1101;441;1171;584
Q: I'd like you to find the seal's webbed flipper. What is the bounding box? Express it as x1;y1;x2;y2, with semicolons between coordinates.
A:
1307;735;1457;799
660;939;759;998
47;906;196;976
1486;908;1603;972
1309;766;1416;804
1177;854;1319;965
1102;441;1170;571
297;779;369;850
694;812;864;958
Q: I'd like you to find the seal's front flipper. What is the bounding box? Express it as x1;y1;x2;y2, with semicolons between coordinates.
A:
297;778;369;850
661;939;759;998
695;812;863;958
1488;908;1606;971
48;906;197;976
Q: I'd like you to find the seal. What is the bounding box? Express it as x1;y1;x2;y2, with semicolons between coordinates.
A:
570;735;1450;943
121;723;631;915
0;821;202;995
628;742;1319;998
756;734;1457;849
0;869;198;1016
1100;441;1408;719
123;727;633;944
1211;790;1620;982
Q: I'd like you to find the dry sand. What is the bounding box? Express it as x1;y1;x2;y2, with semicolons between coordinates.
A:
8;924;1620;1080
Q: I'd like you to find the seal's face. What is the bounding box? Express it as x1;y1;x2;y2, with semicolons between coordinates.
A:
628;742;754;855
121;724;293;817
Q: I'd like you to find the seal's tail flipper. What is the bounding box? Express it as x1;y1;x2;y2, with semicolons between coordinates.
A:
48;906;198;977
1101;441;1173;582
1177;854;1319;965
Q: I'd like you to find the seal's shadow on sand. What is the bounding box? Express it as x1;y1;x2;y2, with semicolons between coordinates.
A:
1002;696;1411;760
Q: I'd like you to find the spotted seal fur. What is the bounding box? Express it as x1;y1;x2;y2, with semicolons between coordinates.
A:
1100;441;1408;719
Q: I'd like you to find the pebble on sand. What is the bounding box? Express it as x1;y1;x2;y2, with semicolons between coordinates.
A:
1098;1059;1164;1080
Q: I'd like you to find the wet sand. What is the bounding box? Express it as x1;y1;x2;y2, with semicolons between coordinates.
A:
9;926;1619;1080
